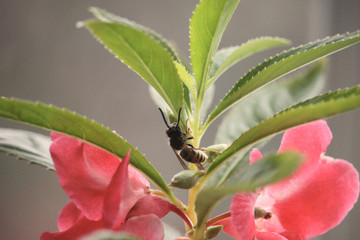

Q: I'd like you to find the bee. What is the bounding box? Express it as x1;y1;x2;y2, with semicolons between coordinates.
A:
159;107;206;170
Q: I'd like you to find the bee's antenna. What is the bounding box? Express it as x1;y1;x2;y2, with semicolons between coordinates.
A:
159;108;170;129
176;107;182;127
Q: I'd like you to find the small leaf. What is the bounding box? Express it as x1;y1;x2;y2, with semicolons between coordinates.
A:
208;37;291;86
0;98;175;203
205;30;360;127
174;62;196;112
175;62;197;100
190;0;240;97
82;9;183;115
196;152;302;230
206;86;360;177
0;128;53;170
200;83;215;122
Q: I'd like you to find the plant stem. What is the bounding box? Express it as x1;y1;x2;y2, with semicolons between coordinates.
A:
206;212;231;226
187;97;207;239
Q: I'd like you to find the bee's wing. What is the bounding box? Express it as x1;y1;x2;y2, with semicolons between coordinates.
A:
171;147;190;170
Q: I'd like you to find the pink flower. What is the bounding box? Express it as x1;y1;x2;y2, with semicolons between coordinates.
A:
219;120;359;240
41;133;190;240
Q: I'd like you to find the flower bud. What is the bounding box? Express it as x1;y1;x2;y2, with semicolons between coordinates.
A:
205;225;223;239
170;170;205;189
203;144;229;164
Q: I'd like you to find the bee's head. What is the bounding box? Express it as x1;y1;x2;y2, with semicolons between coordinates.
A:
159;108;183;137
165;123;182;137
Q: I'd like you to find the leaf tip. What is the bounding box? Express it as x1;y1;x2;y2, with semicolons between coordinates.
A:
76;21;85;28
88;6;97;14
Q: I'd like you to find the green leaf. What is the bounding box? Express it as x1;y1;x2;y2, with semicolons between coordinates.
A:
183;84;192;114
207;61;325;187
205;86;360;178
0;98;175;202
89;7;181;63
200;83;215;122
88;7;192;115
196;152;301;230
214;60;326;144
81;11;183;115
149;86;170;110
208;37;291;86
205;30;360;127
190;0;240;97
0;128;53;170
223;152;302;189
205;143;265;189
174;62;197;112
174;61;197;101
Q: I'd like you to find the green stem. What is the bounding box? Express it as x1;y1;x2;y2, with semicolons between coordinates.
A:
164;190;187;211
187;95;209;239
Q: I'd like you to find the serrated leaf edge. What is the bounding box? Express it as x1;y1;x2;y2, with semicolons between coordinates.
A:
83;20;184;114
205;30;360;126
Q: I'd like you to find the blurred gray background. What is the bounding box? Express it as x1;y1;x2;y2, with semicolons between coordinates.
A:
0;0;359;239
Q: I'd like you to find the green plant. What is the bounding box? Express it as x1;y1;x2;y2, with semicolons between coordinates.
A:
1;1;360;239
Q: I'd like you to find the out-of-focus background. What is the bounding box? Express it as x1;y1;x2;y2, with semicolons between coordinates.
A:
0;0;359;239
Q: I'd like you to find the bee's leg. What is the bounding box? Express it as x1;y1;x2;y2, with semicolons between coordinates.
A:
195;148;221;154
185;119;196;140
187;143;195;148
171;148;189;170
194;161;205;171
185;119;191;135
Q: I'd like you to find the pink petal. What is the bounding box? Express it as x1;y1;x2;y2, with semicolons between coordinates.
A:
127;194;193;228
83;143;121;181
279;231;306;240
273;156;359;238
249;148;263;164
278;120;332;175
50;135;117;220
57;202;83;232
50;134;149;223
102;150;130;228
215;218;242;240
40;217;103;240
126;194;174;219
254;193;285;233
120;214;164;240
128;166;151;191
50;132;62;141
230;193;258;240
256;231;287;240
103;151;148;230
267;121;333;199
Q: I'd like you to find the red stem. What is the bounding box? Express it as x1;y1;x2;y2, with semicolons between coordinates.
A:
206;211;231;227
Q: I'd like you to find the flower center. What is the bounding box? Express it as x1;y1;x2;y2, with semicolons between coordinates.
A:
254;208;272;220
